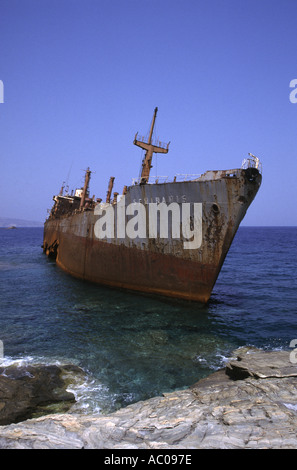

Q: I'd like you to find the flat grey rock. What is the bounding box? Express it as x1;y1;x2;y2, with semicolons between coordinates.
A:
226;347;297;379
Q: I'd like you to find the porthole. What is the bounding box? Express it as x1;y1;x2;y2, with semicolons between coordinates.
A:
212;203;220;214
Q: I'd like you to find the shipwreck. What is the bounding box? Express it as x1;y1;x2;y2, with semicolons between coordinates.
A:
43;108;262;303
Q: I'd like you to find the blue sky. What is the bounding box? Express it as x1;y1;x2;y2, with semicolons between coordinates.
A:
1;0;297;225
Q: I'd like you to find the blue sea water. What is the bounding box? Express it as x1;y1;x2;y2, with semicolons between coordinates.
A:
0;226;296;414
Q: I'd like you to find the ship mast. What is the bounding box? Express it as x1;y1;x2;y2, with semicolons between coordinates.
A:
134;107;170;184
79;167;91;210
106;176;115;203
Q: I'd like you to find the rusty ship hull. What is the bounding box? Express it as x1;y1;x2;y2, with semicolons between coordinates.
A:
43;167;261;303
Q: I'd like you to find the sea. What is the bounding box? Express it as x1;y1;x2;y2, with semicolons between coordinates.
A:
0;226;296;415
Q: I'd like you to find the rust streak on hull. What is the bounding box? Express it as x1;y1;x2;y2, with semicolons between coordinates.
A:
56;233;217;303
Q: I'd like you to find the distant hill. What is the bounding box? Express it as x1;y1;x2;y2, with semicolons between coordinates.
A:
0;217;43;228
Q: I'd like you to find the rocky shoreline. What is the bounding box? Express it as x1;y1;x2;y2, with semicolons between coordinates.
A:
1;347;297;449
